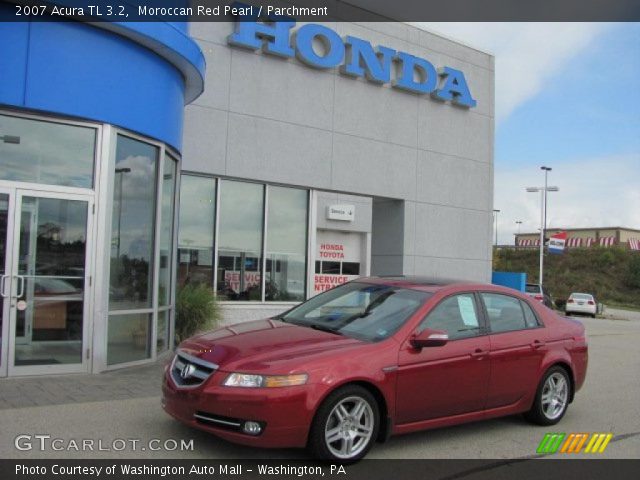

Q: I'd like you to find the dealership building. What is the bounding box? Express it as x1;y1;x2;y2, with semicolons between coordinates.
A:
0;10;494;376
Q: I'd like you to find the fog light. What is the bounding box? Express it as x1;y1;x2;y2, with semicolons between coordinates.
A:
243;421;262;435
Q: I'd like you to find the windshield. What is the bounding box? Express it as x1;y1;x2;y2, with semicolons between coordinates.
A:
279;282;431;342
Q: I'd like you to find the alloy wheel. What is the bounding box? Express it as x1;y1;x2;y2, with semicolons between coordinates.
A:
541;372;569;420
324;396;375;459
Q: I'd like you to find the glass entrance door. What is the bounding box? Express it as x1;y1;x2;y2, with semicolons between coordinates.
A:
2;189;93;375
0;189;12;377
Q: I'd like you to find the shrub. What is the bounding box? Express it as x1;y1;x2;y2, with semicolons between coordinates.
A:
175;284;220;344
625;254;640;289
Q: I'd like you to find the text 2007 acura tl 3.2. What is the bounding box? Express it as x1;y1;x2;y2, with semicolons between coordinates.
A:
162;277;588;461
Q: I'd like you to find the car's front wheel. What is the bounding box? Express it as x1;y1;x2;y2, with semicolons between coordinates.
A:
308;385;379;462
525;366;571;425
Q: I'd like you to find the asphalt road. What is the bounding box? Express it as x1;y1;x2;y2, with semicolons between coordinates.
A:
1;313;638;460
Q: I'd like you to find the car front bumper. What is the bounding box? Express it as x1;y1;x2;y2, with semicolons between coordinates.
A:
162;370;315;449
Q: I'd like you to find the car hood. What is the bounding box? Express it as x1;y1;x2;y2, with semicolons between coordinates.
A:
178;319;364;373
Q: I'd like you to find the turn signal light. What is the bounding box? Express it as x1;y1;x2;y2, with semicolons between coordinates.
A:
587;300;595;305
567;299;574;303
263;374;308;388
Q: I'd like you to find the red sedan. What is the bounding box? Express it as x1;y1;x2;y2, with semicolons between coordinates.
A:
162;277;588;461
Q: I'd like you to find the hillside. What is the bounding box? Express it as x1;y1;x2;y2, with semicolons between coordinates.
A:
493;247;640;308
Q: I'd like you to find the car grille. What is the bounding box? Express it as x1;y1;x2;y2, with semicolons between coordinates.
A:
194;411;243;431
170;350;218;388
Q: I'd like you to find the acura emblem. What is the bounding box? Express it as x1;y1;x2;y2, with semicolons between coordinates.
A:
180;363;196;379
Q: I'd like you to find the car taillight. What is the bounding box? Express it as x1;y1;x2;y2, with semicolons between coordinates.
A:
588;300;595;305
535;295;543;302
567;299;574;303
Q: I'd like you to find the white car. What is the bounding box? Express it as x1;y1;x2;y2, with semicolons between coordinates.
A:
565;293;597;318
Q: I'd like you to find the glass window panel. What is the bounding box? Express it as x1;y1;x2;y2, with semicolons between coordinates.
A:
217;180;264;301
522;300;540;328
481;293;527;333
157;310;170;353
0;114;95;188
178;175;215;288
107;313;152;365
322;261;340;274
342;262;360;275
14;197;87;366
158;155;177;306
266;187;307;301
109;135;158;310
419;294;482;340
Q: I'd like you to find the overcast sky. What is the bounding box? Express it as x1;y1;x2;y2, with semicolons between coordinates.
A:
415;23;640;244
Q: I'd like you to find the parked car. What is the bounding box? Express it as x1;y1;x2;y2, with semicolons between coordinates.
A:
525;283;554;309
565;293;597;318
163;277;588;462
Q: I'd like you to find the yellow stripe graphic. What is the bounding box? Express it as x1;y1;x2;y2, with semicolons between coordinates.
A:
598;434;613;453
591;433;606;452
584;434;598;453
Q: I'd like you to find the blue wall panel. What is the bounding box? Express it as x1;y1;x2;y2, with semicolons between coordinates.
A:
0;4;205;151
492;271;527;292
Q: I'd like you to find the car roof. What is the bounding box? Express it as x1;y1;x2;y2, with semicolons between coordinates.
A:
356;276;501;293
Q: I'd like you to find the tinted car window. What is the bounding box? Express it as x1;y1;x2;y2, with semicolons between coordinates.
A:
525;284;541;294
521;300;540;327
418;294;481;340
482;293;528;333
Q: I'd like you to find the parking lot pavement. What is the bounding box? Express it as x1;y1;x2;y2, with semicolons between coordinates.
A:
0;315;638;460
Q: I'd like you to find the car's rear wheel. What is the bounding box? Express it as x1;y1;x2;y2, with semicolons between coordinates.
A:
308;385;379;462
525;366;571;425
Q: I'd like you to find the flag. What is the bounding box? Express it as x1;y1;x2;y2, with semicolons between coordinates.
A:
548;231;567;255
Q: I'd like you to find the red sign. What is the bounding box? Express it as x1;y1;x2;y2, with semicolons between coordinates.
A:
319;243;345;259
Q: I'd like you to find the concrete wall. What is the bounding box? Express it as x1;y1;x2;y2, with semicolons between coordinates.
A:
183;21;495;284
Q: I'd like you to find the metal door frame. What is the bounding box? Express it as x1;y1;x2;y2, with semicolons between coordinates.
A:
6;188;95;376
0;186;15;377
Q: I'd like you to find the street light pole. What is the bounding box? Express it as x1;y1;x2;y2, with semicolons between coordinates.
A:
526;183;559;286
541;166;552;248
493;209;500;246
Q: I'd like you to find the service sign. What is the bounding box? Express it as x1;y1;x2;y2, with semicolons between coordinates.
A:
327;204;355;222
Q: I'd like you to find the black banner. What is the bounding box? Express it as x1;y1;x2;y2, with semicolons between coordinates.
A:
1;0;640;22
1;459;640;480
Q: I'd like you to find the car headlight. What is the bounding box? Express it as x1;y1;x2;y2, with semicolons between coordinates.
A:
223;373;308;388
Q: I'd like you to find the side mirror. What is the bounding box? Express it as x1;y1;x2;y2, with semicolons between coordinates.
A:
410;328;449;349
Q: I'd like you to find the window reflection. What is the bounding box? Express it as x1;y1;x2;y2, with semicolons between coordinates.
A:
266;187;307;301
0;114;95;188
178;176;216;288
158;155;177;306
216;181;264;301
109;135;158;310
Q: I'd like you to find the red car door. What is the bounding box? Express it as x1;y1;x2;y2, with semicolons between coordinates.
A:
395;293;491;424
480;293;548;409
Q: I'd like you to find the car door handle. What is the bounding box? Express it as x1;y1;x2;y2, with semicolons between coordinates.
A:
531;340;546;349
470;348;487;359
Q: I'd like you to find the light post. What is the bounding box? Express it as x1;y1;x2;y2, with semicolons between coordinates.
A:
526;179;558;285
541;166;552;246
115;167;131;259
493;209;500;246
